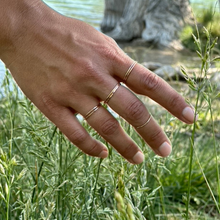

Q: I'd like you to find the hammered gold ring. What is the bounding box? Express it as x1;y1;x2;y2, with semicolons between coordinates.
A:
104;83;120;104
123;61;137;82
84;104;100;120
135;114;152;129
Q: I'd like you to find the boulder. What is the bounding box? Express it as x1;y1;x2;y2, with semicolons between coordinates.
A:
154;65;181;80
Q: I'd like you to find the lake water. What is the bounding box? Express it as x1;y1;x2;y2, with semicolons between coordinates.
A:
0;0;219;85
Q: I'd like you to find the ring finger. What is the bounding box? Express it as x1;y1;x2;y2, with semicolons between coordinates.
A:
78;100;144;164
97;83;172;157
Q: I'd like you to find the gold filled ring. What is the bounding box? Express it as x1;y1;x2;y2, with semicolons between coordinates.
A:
84;104;100;120
123;61;137;82
135;114;152;129
104;83;120;104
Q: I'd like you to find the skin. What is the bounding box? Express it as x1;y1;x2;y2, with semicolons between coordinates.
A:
0;0;196;164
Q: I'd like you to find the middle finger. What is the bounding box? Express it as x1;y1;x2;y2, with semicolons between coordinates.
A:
98;82;172;157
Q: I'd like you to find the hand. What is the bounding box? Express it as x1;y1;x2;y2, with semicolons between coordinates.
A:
0;0;196;164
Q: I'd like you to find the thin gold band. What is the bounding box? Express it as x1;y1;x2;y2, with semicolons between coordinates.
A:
85;104;100;120
124;61;137;82
104;83;120;104
135;114;152;129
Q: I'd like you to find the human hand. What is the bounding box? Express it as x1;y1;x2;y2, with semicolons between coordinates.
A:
0;0;196;164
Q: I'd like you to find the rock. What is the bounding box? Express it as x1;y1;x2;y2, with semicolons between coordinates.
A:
142;62;163;71
154;65;181;80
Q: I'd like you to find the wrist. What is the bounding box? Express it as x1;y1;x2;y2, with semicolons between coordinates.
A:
0;0;45;58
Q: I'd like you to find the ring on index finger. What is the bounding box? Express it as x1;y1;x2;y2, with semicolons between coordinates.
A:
123;61;137;82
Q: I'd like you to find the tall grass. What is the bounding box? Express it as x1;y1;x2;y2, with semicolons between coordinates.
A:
181;26;220;219
181;3;220;52
1;20;220;220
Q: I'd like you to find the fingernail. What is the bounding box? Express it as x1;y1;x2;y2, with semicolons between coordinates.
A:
98;150;108;159
158;142;172;157
132;151;144;164
182;106;197;122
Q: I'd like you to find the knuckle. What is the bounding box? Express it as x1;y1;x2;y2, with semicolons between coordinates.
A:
68;129;88;145
141;72;160;91
86;142;100;156
81;59;106;85
103;46;117;61
169;94;182;110
82;59;97;77
100;118;119;136
121;142;137;159
40;93;60;114
149;129;164;142
100;40;119;62
125;100;145;121
41;94;55;109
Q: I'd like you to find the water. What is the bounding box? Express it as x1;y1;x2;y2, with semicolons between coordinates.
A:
0;0;219;84
44;0;104;29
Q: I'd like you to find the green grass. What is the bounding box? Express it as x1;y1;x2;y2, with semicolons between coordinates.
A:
1;17;220;220
180;4;220;52
1;64;220;219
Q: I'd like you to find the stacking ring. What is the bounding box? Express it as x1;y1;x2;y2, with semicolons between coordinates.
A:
84;104;100;120
123;61;137;82
135;114;152;129
104;83;120;104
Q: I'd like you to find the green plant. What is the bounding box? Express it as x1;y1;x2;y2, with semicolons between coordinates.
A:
180;6;220;52
181;26;220;219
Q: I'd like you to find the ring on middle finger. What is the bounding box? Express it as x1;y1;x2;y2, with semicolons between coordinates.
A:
104;83;121;104
84;104;100;120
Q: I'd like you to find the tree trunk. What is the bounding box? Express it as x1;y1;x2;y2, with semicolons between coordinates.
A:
142;0;193;50
101;0;193;49
101;0;148;41
101;0;127;33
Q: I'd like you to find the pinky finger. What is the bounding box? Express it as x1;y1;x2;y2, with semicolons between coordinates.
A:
42;105;108;158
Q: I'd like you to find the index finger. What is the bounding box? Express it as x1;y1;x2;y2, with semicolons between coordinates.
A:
115;61;196;124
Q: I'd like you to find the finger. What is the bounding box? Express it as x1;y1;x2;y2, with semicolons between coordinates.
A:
113;60;196;124
68;94;144;164
83;104;144;164
37;100;108;158
99;84;172;157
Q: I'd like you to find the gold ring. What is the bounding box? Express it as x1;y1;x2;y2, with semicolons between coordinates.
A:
123;61;137;82
104;83;120;104
84;104;100;120
135;114;152;129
